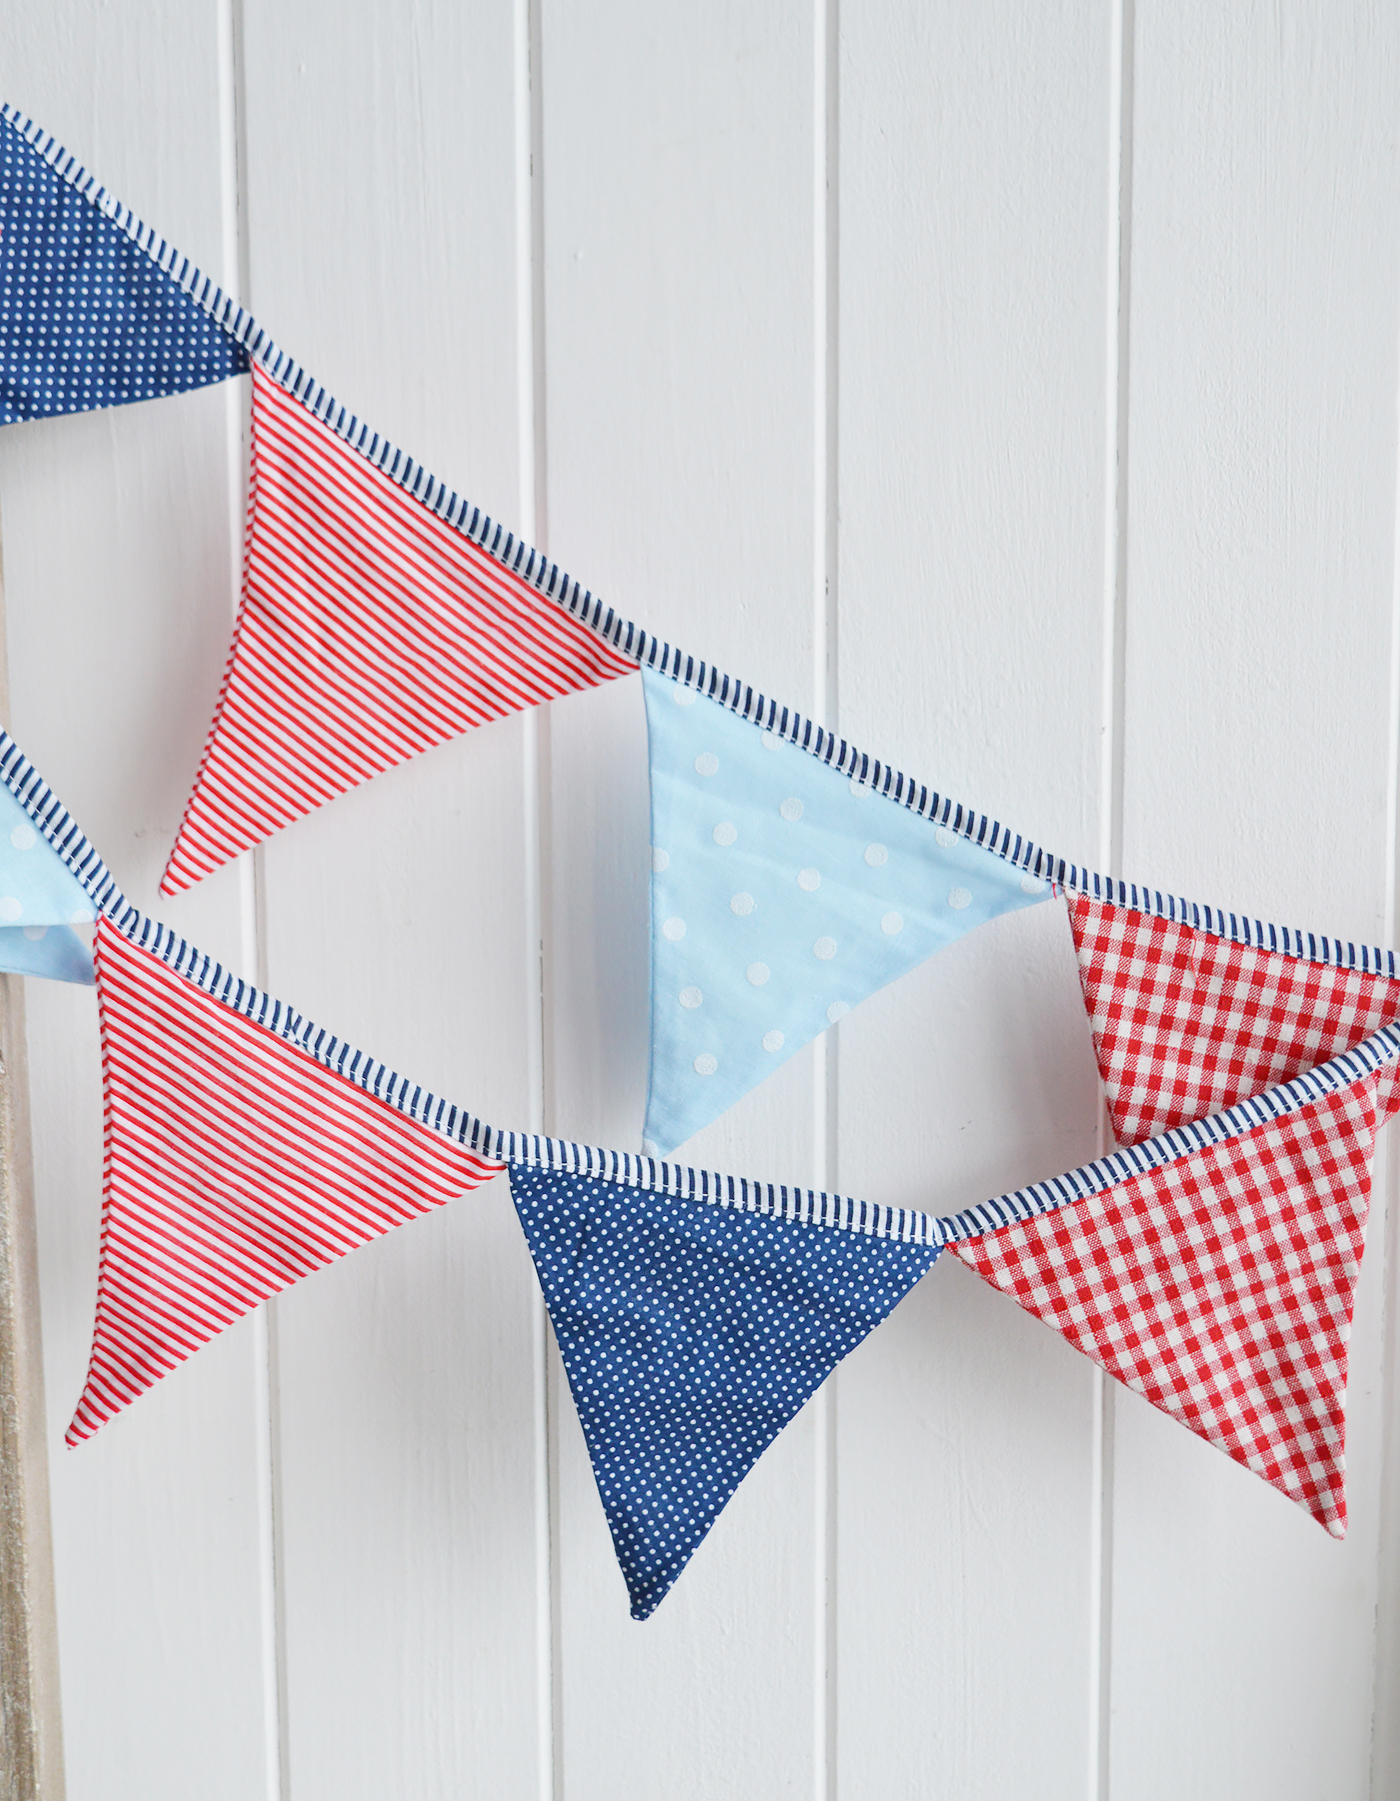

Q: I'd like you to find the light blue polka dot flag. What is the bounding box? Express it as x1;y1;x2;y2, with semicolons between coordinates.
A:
0;107;247;425
510;1160;939;1618
642;667;1051;1153
0;780;95;984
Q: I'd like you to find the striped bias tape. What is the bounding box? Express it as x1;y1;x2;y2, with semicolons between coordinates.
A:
12;102;1400;981
100;902;1400;1254
1;699;1394;1257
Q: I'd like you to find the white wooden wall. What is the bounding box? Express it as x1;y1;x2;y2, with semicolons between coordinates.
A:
1;4;1399;1796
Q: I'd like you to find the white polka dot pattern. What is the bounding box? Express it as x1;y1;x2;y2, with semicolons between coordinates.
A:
0;115;247;422
642;668;1052;1153
508;1161;940;1617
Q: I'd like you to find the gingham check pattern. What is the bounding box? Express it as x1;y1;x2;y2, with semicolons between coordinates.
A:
955;1077;1378;1534
1068;892;1400;1146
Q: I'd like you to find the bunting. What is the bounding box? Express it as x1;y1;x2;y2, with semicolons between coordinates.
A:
160;362;637;893
0;106;246;424
955;1072;1380;1535
60;891;1400;1588
642;666;1050;1152
5;104;1400;1613
1067;892;1400;1144
511;1159;939;1616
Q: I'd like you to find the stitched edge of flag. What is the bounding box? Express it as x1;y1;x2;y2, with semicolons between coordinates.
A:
629;666;1400;978
10;101;1398;978
97;898;1400;1254
1056;872;1398;974
2;702;1389;1255
210;354;1400;978
938;1020;1400;1245
223;334;1400;979
0;105;633;661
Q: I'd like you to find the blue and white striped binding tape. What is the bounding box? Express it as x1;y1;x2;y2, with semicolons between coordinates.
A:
79;904;1400;1254
7;101;1399;978
4;728;1394;1256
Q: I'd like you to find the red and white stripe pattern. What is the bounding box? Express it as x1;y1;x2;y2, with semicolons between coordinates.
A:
1068;892;1400;1146
956;1076;1379;1535
161;362;636;893
68;915;504;1442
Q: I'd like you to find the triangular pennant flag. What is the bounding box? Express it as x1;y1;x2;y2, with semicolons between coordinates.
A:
161;362;637;892
955;1075;1379;1534
69;913;504;1441
0;775;97;983
1068;891;1400;1145
510;1159;939;1617
641;666;1050;1152
0;107;247;424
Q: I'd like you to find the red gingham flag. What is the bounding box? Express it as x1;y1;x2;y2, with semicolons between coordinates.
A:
1068;892;1400;1146
955;1078;1379;1534
68;915;504;1442
161;362;636;894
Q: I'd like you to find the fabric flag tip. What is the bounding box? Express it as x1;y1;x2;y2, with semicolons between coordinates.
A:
509;1158;939;1617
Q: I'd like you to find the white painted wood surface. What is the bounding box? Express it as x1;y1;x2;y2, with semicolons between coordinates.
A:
2;4;1400;1796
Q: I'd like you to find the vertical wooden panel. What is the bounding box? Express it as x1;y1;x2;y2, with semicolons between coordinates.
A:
539;1;826;1793
0;967;64;1797
0;9;274;1798
834;2;1116;1795
236;3;548;1796
1114;8;1400;1797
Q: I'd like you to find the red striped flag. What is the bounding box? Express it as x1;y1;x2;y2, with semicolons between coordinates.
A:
161;363;636;894
956;1077;1378;1535
68;916;504;1442
1068;892;1400;1146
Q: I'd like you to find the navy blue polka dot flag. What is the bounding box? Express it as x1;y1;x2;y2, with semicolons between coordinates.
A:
0;106;246;424
509;1160;940;1618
